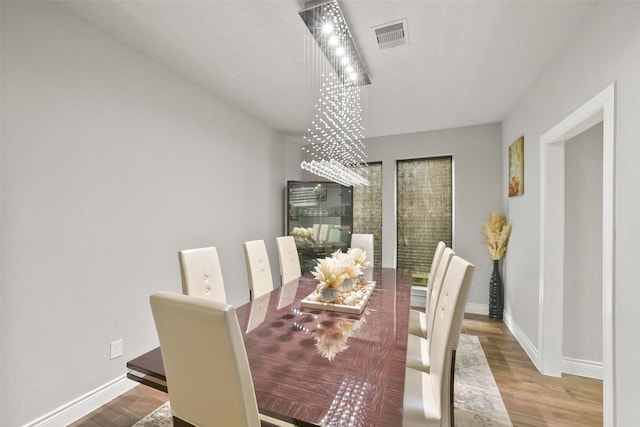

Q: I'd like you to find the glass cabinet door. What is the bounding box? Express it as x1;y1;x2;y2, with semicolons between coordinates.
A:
287;181;353;273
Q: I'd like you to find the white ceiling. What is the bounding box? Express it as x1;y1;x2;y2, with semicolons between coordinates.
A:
59;0;595;139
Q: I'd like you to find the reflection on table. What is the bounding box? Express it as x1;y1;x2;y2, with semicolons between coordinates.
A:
313;314;367;360
234;267;412;426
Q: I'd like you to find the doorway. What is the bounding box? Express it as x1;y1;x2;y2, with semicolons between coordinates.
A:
539;83;615;426
563;123;603;378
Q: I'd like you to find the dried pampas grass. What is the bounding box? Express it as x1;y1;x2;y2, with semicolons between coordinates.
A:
482;212;512;260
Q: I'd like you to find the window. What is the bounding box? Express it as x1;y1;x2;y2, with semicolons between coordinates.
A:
352;162;382;267
396;157;452;274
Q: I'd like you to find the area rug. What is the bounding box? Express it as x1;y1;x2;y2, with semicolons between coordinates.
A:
133;401;172;427
134;334;511;427
454;334;512;426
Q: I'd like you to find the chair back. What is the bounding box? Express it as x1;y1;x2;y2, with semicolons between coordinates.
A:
426;241;447;309
428;255;475;427
276;236;301;285
243;240;274;300
350;233;374;266
178;247;226;303
149;291;261;427
426;247;455;339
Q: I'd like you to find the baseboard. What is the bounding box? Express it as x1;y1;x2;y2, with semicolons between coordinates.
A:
502;309;540;370
465;302;488;315
25;375;136;427
502;310;603;380
562;357;603;380
465;307;602;381
410;285;427;309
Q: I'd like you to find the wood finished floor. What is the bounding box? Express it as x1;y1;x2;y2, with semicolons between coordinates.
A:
462;314;602;427
70;314;602;426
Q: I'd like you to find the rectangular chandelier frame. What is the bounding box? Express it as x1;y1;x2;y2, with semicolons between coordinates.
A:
299;0;370;187
299;0;370;86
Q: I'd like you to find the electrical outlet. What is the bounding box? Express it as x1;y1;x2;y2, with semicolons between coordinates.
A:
110;339;123;360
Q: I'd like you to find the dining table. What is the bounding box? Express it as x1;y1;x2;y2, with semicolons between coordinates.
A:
127;267;413;426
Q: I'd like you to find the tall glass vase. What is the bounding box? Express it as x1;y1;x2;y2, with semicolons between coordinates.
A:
488;259;503;320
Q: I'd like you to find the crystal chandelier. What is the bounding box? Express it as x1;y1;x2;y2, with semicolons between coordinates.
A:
299;0;370;187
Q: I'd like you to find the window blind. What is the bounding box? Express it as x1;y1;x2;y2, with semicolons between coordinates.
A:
352;162;383;267
396;156;452;273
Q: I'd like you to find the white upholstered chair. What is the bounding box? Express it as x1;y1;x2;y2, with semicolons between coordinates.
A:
406;247;455;372
402;255;475;427
408;242;448;338
149;291;294;427
275;236;301;286
178;246;227;303
426;241;447;312
350;233;374;266
243;240;274;301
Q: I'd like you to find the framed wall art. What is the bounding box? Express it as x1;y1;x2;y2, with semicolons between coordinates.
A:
508;137;524;197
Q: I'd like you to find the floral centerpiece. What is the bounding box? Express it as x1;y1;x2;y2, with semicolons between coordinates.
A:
344;247;369;273
481;212;512;320
312;248;370;302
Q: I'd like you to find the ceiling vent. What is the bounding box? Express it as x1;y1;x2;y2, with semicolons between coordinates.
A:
374;19;407;49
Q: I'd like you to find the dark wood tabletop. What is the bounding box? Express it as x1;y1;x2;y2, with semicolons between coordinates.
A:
127;267;412;426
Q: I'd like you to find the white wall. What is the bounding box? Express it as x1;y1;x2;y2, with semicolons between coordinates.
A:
1;2;285;425
283;134;305;183
502;2;640;423
563;123;603;366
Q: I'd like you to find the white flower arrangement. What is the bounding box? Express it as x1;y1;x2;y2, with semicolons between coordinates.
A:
346;247;369;272
312;248;369;289
312;255;348;289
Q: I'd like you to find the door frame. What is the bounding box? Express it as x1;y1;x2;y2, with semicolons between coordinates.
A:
538;83;615;426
